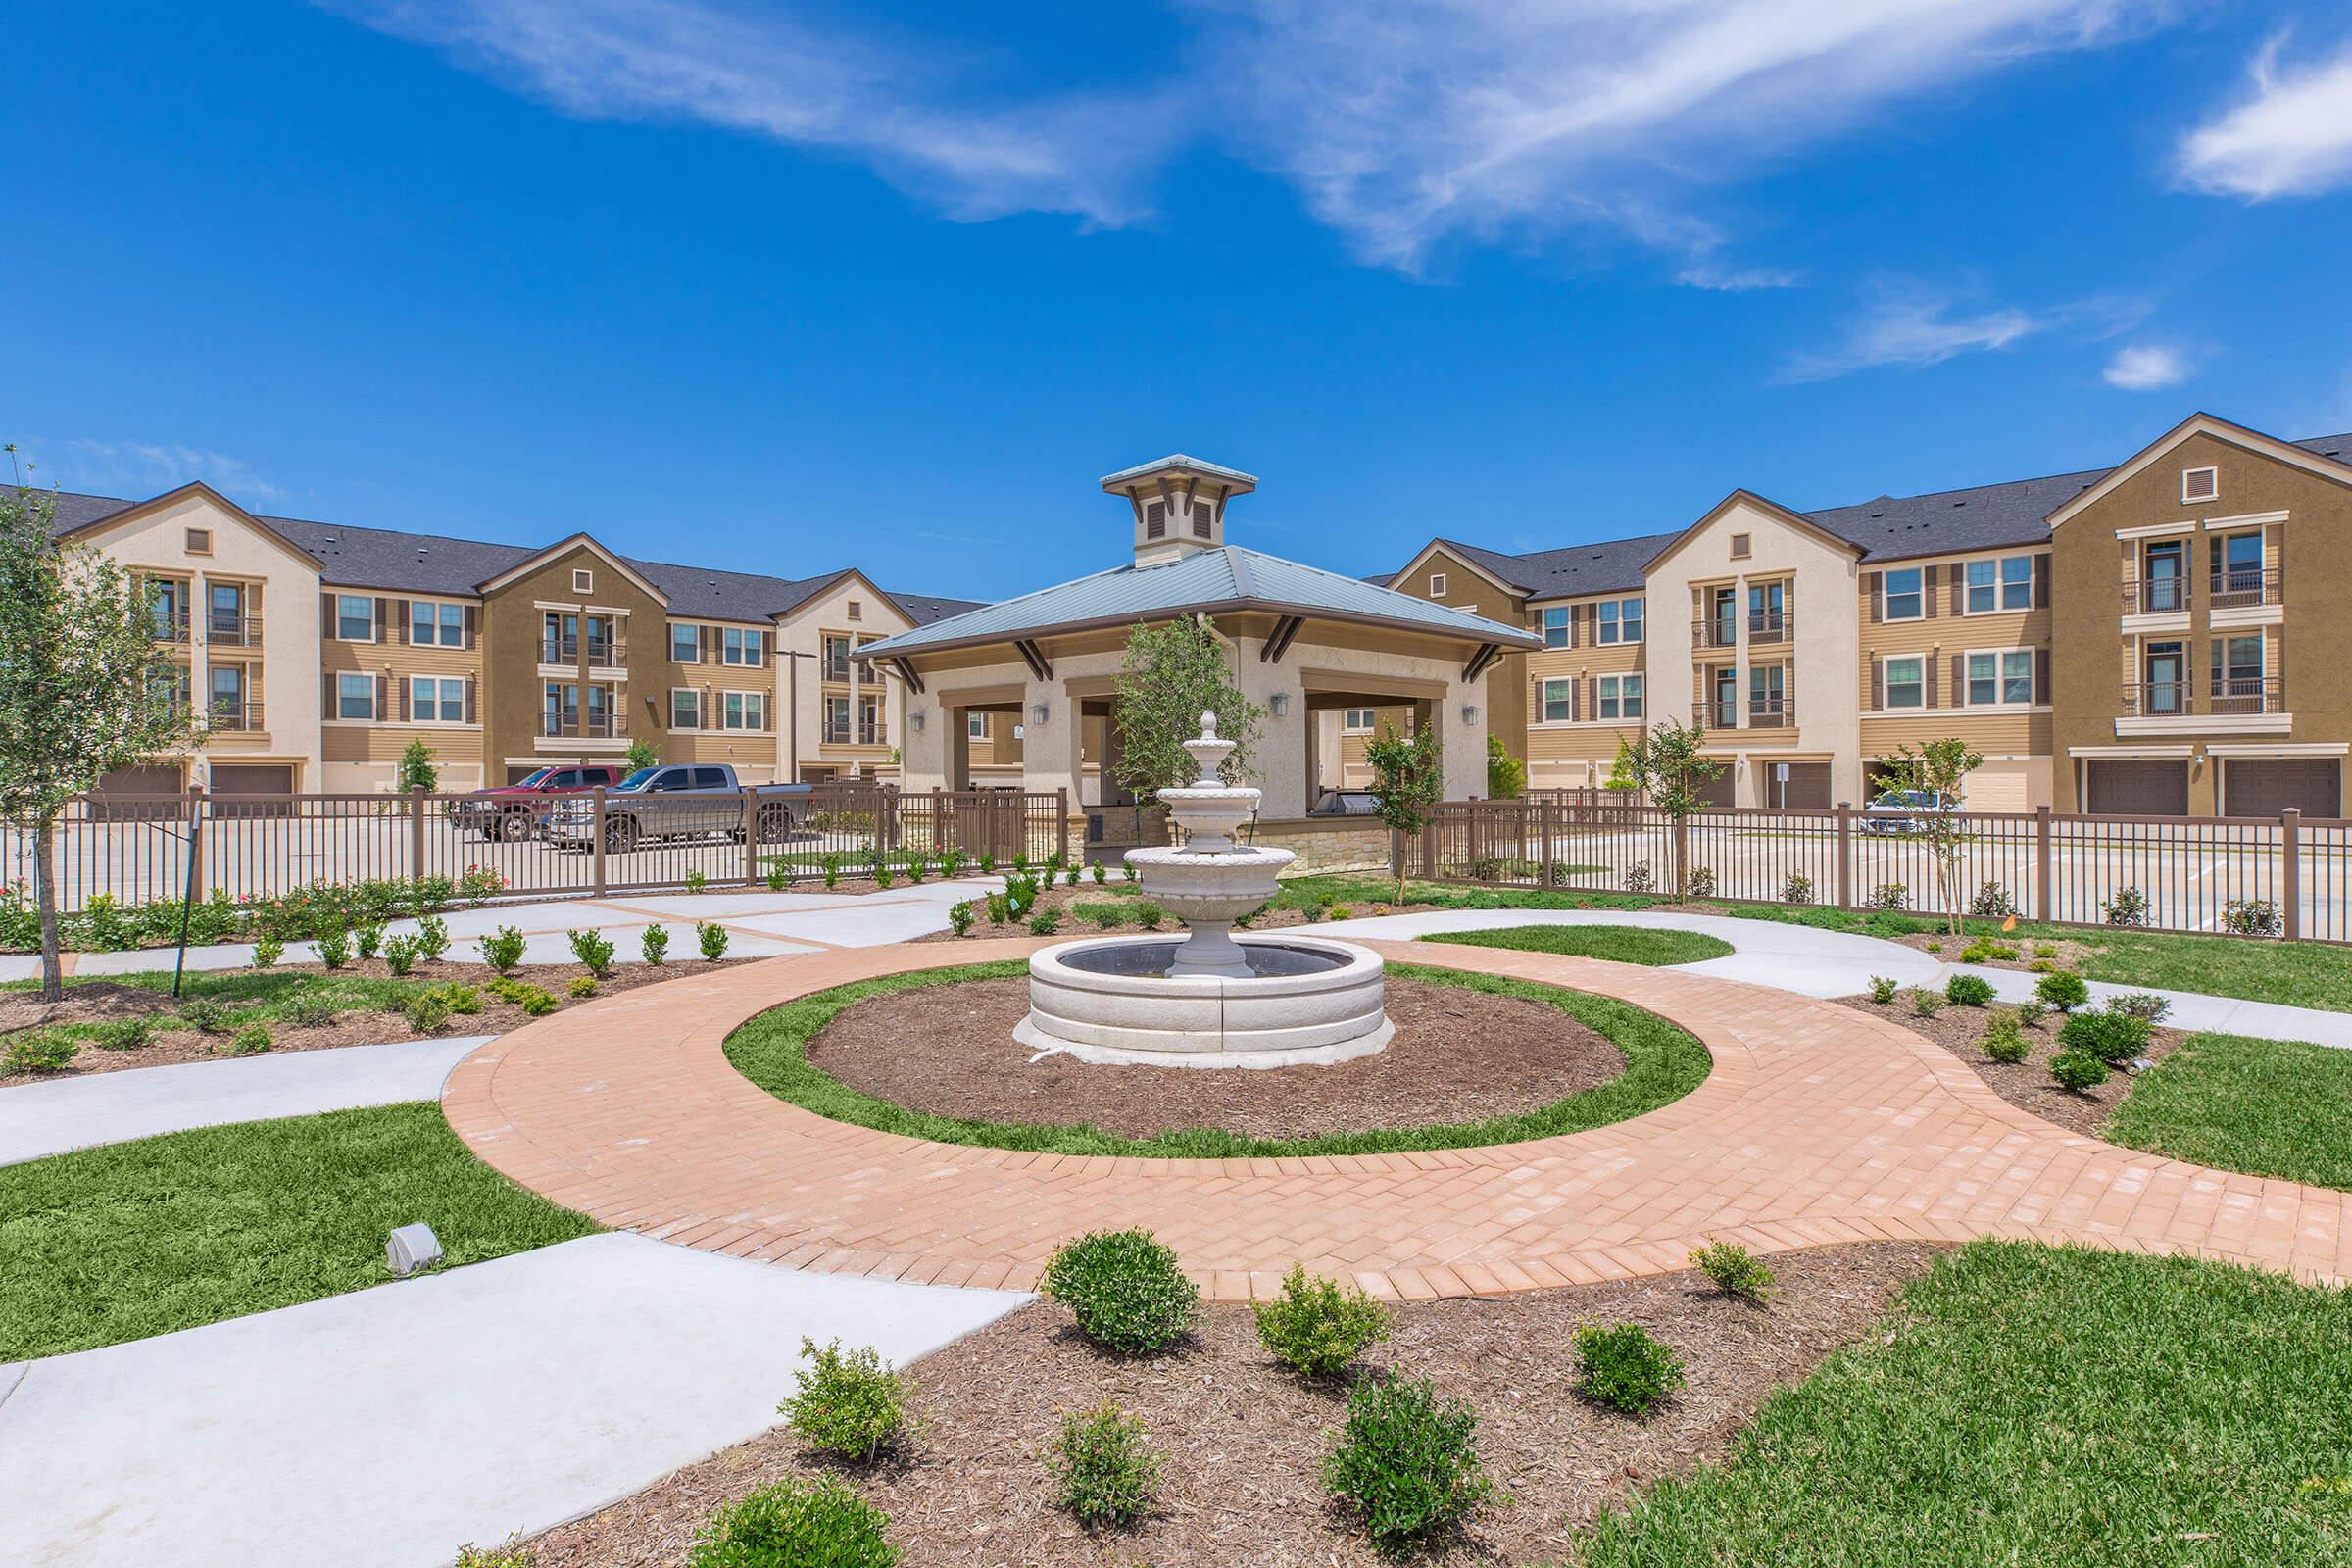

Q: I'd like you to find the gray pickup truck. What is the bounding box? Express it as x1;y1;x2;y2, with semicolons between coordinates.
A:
544;764;812;853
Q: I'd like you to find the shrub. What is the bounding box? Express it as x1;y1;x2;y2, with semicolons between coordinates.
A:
1910;988;1944;1018
382;934;421;976
1086;906;1122;931
1029;909;1062;936
514;985;560;1017
353;921;385;961
978;853;998;874
872;867;896;891
452;1540;532;1568
225;1023;273;1056
780;1338;908;1463
2058;1008;2151;1065
1575;1322;1686;1416
1967;882;2017;918
904;858;925;885
2101;886;2149;927
1252;1264;1392;1377
2016;1000;2049;1028
1041;1229;1200;1355
284;996;342;1028
91;1018;151;1051
686;1477;897;1568
948;901;975;937
1684;866;1717;900
983;893;1010;925
568;975;598;1000
459;865;506;906
416;913;451;961
1465;855;1504;882
1623;860;1654;895
766;861;791;893
1944;973;1995;1007
1982;1012;2030;1064
1781;871;1814;906
252;934;284;968
1090;861;1108;885
404;990;453;1033
1064;866;1083;888
685;870;710;895
820;854;844;891
479;926;526;974
2109;992;2173;1024
2029;958;2056;974
2035;970;2090;1012
1690;1240;1775;1302
1323;1375;1494;1552
1868;882;1907;911
2223;898;2283;938
1959;936;2019;965
4;1031;79;1074
1133;903;1163;931
1050;1404;1160;1527
441;983;483;1016
698;921;730;960
1866;975;1898;1004
2034;942;2059;959
2050;1050;2111;1093
566;928;616;979
316;925;353;970
176;997;230;1033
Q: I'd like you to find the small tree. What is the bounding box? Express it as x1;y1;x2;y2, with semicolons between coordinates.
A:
621;738;660;772
1485;734;1525;800
1885;736;1984;936
1363;721;1444;903
0;458;198;1000
395;737;438;794
1613;719;1725;900
1111;614;1263;801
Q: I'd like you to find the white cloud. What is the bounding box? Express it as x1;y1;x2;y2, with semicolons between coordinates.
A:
40;440;283;503
1782;287;2040;381
2103;343;2191;390
327;0;2171;277
2179;35;2352;199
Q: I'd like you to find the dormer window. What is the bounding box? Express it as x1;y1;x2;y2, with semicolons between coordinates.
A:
1428;572;1447;597
572;567;594;593
2182;466;2219;504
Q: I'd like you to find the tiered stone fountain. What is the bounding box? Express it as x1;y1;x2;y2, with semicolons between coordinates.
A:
1015;712;1392;1067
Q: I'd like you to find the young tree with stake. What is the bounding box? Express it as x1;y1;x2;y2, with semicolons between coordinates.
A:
1363;720;1445;904
1610;718;1726;901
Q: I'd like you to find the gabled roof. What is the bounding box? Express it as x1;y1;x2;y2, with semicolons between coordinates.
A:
857;544;1540;659
1397;531;1685;601
1644;489;1861;573
47;479;327;571
2044;413;2352;529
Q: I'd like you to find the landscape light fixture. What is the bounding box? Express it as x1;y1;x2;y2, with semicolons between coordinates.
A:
386;1223;444;1278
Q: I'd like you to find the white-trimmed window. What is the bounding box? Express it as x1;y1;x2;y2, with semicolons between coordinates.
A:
1342;708;1376;733
823;695;852;744
966;710;987;739
1597;674;1643;720
410;600;466;647
335;594;374;642
670;622;700;663
1964;556;2034;614
722;627;765;666
1885;656;1926;709
1966;650;2034;707
410;675;466;722
1428;571;1447;597
670;689;703;730
723;691;766;730
1883;568;1924;621
572;567;594;593
1541;606;1571;648
1597;597;1643;643
2182;466;2219;504
1540;678;1574;723
336;672;375;719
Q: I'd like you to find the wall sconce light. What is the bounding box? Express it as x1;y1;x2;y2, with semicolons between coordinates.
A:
1460;704;1480;725
1032;702;1051;725
908;710;925;732
1269;693;1291;717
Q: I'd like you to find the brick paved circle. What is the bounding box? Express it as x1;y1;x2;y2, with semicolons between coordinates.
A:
442;938;2352;1298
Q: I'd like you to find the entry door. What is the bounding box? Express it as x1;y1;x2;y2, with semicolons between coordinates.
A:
2143;642;2185;715
1710;588;1738;647
1710;667;1740;729
2144;540;2186;613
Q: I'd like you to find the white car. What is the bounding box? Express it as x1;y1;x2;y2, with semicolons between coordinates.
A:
1861;788;1960;834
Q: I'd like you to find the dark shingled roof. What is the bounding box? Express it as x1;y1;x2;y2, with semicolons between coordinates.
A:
20;486;973;626
1419;532;1685;599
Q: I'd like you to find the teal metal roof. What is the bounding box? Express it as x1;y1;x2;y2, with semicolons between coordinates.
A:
855;545;1540;659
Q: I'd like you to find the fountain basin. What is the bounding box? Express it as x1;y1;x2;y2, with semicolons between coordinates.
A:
1014;934;1393;1068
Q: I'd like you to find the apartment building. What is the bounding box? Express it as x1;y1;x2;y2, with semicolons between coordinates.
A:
28;480;976;799
1393;413;2352;818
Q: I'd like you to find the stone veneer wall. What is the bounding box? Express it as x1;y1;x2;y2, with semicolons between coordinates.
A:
1252;820;1394;875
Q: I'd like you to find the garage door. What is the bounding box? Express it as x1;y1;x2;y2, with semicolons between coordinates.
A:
209;764;297;819
2085;760;2187;817
2224;759;2341;819
1763;762;1831;810
1696;768;1738;808
88;764;186;821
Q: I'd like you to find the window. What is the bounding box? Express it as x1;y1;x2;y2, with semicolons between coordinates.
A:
1541;606;1571;648
336;672;375;720
149;578;186;640
723;691;767;730
1967;651;2034;707
722;627;765;666
670;689;703;730
858;696;884;744
847;600;862;622
2215;635;2264;701
823;696;852;744
1428;572;1446;597
572;568;594;593
967;710;988;739
1540;678;1574;723
1965;556;2034;613
670;622;700;663
410;600;465;647
210;583;247;641
336;594;374;642
821;634;851;681
1883;568;1924;620
1597;674;1643;720
410;676;466;722
211;665;248;724
2213;532;2265;601
1730;533;1751;560
2182;466;2219;504
1597;597;1643;643
184;527;212;555
1342;708;1376;733
1884;656;1925;709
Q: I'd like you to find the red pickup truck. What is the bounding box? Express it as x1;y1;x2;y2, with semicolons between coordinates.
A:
454;765;626;841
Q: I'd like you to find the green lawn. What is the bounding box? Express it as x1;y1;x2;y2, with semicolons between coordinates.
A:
1418;923;1734;967
1571;1242;2352;1568
2106;1033;2352;1191
723;959;1709;1159
2;966;472;1039
0;1102;599;1359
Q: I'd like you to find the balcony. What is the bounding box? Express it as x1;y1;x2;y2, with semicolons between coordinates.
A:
585;638;626;670
2119;678;2286;724
207;699;265;734
152;611;190;645
2121;579;2191;616
821;719;852;745
2209;675;2286;716
2209;566;2283;612
1747;693;1794;729
1692;700;1741;730
540;637;578;665
207;614;263;649
1747;611;1792;646
540;712;626;739
1690;617;1740;651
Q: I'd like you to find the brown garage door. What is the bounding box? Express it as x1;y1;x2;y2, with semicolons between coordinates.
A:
1764;762;1832;810
209;764;297;819
2224;759;2341;819
2085;760;2187;816
1695;768;1738;808
88;764;186;821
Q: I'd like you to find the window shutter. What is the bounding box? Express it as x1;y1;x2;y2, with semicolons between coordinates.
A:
374;597;390;643
1870;658;1885;711
2035;648;2051;704
321;679;334;720
1923;566;1939;619
2034;554;2050;609
703;626;717;662
1865;572;1883;623
395;600;411;645
465;605;479;649
373;675;386;720
2209;638;2222;697
1950;655;1965;708
466;677;478;724
398;679;412;721
1570;679;1580;722
1926;658;1939;708
320;592;333;638
1949;568;1963;616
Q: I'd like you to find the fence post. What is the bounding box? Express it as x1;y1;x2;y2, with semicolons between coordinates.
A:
1671;812;1690;900
2034;806;2054;923
590;786;608;897
2281;808;2302;942
741;786;759;886
1835;802;1853;909
931;786;944;860
1057;787;1071;865
1538;797;1554;886
408;786;426;883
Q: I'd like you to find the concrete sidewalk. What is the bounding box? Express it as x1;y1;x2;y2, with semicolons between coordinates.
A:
0;1233;1029;1568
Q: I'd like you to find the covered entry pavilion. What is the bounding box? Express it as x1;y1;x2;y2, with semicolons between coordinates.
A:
855;456;1538;860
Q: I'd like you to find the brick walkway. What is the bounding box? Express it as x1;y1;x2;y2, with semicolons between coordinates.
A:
442;939;2352;1298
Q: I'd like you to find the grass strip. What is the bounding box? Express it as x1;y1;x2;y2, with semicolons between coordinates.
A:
1418;923;1734;966
723;960;1708;1159
2106;1032;2352;1192
0;1102;598;1359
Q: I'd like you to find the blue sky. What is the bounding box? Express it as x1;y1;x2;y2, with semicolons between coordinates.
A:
6;1;2350;599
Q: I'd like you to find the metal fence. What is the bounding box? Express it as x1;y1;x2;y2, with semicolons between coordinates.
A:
1418;799;2347;943
8;785;1070;916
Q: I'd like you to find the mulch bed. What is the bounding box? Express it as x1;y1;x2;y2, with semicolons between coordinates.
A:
1834;994;2185;1138
522;1240;1943;1568
0;958;744;1088
1889;931;2103;972
807;975;1621;1140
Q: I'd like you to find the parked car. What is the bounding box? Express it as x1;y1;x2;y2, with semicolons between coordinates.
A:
454;764;627;840
1861;787;1961;835
544;764;811;853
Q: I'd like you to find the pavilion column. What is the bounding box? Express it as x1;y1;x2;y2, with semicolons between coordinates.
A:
1022;677;1086;837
